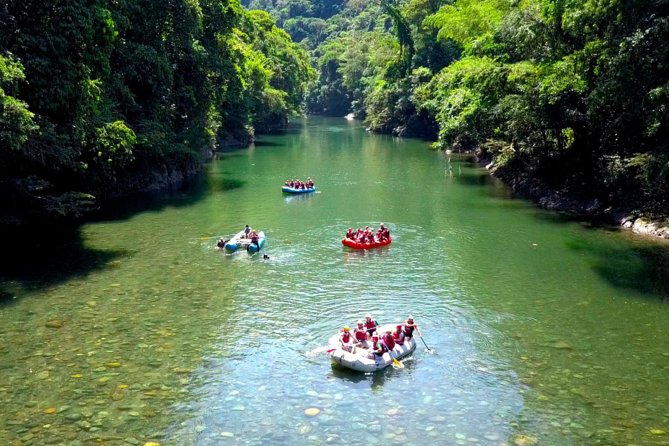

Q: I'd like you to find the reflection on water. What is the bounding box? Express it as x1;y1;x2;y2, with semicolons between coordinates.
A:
1;117;669;445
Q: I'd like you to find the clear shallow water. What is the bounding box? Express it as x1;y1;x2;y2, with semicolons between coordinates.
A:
1;117;669;445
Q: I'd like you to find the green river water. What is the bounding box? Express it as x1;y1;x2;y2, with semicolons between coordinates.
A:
1;117;669;446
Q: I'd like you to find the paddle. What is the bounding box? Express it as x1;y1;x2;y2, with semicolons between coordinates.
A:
415;327;433;353
381;338;403;369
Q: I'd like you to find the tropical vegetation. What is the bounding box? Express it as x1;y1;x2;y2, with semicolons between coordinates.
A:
0;0;313;225
247;0;669;216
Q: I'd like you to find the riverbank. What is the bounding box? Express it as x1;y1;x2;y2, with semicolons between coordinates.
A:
476;151;669;242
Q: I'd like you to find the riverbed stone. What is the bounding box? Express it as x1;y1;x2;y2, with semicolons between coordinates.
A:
513;434;538;445
304;408;320;416
45;320;63;328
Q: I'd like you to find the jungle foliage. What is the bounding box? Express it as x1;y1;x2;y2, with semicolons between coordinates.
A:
249;0;669;215
0;0;313;225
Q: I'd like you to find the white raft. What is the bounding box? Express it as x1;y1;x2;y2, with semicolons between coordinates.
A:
327;324;416;373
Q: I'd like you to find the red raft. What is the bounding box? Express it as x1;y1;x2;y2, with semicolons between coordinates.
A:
341;236;392;250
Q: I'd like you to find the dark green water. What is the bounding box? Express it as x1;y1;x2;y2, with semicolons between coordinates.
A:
1;117;669;446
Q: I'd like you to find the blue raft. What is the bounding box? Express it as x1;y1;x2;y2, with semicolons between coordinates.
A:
247;231;266;253
223;230;266;253
282;186;316;194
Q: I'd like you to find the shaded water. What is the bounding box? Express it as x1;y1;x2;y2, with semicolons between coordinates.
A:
1;117;669;445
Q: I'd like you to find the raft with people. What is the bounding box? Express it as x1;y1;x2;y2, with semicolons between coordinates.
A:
282;185;316;194
341;223;392;250
282;177;316;194
327;323;416;373
218;226;266;253
341;236;392;250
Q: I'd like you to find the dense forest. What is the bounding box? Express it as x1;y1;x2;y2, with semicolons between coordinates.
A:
246;0;669;218
0;1;313;226
2;0;669;226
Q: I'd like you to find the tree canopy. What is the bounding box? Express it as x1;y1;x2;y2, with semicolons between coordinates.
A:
250;0;669;215
0;0;314;225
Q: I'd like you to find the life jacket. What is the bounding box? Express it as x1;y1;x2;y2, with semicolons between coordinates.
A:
371;340;386;355
382;333;395;350
404;324;415;338
341;332;352;344
365;319;377;331
393;330;405;345
354;329;367;341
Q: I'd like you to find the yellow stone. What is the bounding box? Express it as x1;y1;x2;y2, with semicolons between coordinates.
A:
514;435;538;446
71;374;83;379
117;384;129;389
144;443;161;446
45;407;57;414
650;429;666;435
304;408;320;416
106;362;122;368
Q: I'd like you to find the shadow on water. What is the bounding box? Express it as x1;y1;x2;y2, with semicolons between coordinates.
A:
0;172;239;303
0;225;128;305
566;235;669;299
329;358;416;390
92;172;242;223
531;210;669;298
252;140;283;148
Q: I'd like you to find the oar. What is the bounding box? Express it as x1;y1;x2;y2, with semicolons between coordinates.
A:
382;338;403;369
416;327;433;353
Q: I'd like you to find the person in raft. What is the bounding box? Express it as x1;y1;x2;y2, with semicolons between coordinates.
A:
243;224;251;237
364;313;378;336
392;324;405;346
381;329;396;352
353;320;370;348
339;326;355;352
249;231;260;250
367;334;387;359
404;315;419;339
217;238;228;248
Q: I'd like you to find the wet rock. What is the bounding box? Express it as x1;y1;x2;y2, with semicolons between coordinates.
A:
220;432;235;438
304;408;320;416
45;320;63;328
513;434;538;445
65;413;82;421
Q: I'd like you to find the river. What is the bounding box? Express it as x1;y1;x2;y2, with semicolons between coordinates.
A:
1;117;668;445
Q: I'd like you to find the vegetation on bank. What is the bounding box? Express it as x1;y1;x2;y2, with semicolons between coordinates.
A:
0;1;313;225
2;0;668;224
247;0;669;217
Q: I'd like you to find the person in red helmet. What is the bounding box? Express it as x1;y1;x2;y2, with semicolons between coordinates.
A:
392;324;405;346
346;228;354;239
367;334;387;359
